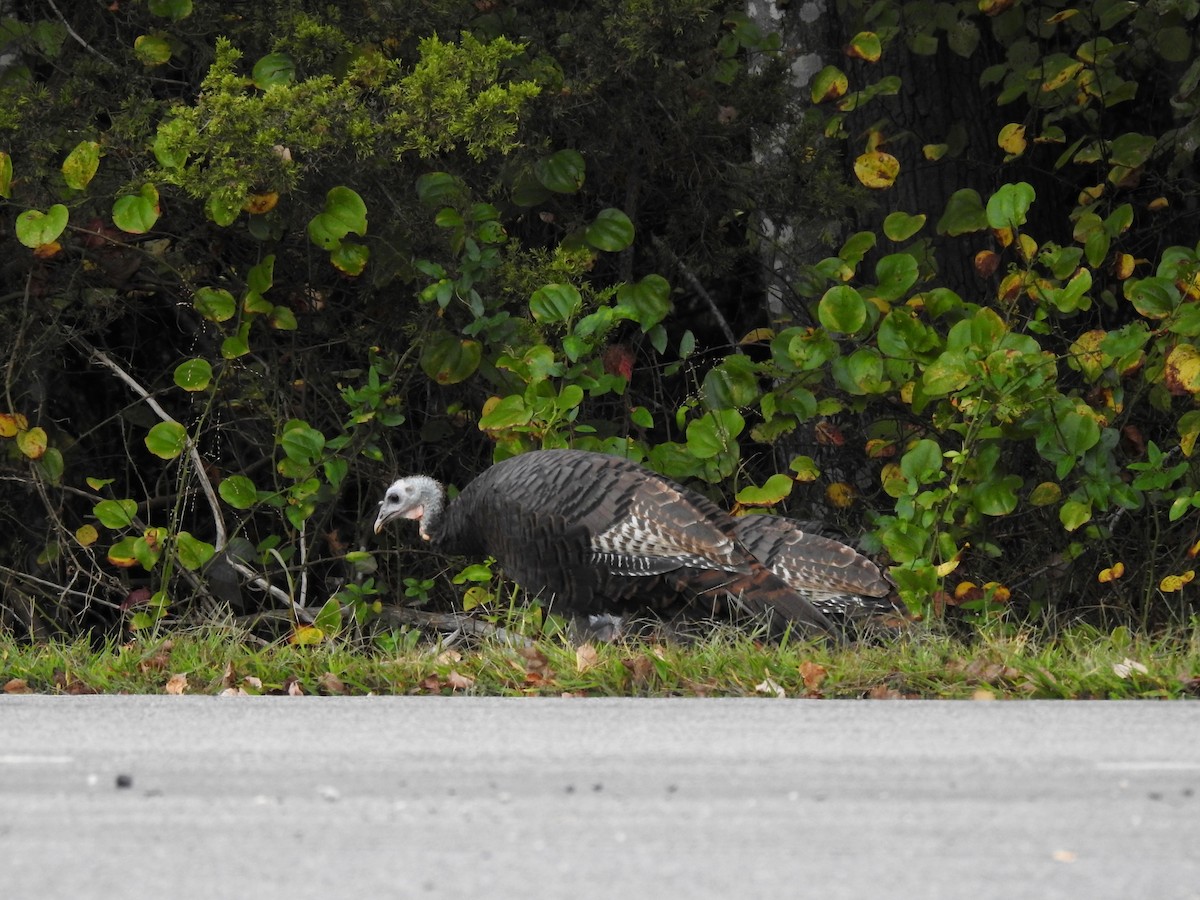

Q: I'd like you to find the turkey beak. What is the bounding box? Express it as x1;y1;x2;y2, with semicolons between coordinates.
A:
373;502;392;535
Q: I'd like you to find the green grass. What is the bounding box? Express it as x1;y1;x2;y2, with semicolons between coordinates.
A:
3;621;1199;698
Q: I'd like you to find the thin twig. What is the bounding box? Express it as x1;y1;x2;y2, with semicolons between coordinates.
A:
83;343;227;549
44;0;119;69
651;234;739;349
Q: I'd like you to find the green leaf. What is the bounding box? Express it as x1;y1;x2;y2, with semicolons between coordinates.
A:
219;475;258;509
0;151;12;198
176;531;215;570
330;241;369;276
985;182;1035;230
415;172;466;205
736;474;795;506
206;193;239;226
703;355;760;409
94;498;138;529
1059;499;1092;532
479;395;531;430
247;256;275;294
307;186;368;249
972;475;1022;516
882;211;926;242
173;359;213;392
630;406;654;428
900;438;943;483
62;140;101;190
874;253;919;300
616;275;671;331
535;149;586;193
194;287;237;323
112;184;161;234
133;33;172;66
15;204;68;248
585;208;634;252
269;305;299;330
818;285;867;333
252;52;296;90
530;283;582;323
145;421;187;459
148;0;193;20
1059;411;1101;456
280;422;326;465
420;332;482;385
810;65;848;103
686;409;745;459
936;189;988;236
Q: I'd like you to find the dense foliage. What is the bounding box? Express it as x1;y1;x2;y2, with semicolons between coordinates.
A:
1;0;1198;642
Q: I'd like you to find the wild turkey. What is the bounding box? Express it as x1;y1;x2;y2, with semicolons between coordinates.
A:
729;514;895;620
373;449;889;639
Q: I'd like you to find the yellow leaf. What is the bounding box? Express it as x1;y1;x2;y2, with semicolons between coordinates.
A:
1041;61;1083;92
289;624;325;645
992;226;1014;248
1016;233;1038;263
1147;197;1169;211
997;123;1027;157
75;524;99;547
984;582;1011;603
935;558;960;577
1098;562;1125;583
825;482;857;508
923;144;948;161
853;151;900;189
1114;253;1135;280
0;412;27;437
1164;344;1200;396
16;426;47;460
738;328;774;345
1159;571;1195;593
242;192;279;214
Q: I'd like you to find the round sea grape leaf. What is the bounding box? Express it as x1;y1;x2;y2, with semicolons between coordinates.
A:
810;65;848;103
219;475;258;509
175;531;216;570
16;426;47;460
148;0;193;20
936;189;988;236
420;332;482;385
134;33;172;66
16;204;68;248
882;211;926;242
529;283;582;323
534;149;586;193
112;184;161;234
252;52;295;90
735;474;795;506
145;421;188;459
853;150;900;189
62;140;101;190
173;358;213;391
818;285;867;333
585;208;634;252
330;241;369;276
985;182;1035;230
94;498;139;529
194;287;236;322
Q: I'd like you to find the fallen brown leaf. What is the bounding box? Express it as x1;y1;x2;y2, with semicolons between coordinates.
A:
3;678;31;694
317;672;349;695
445;670;475;691
798;660;828;692
575;643;599;673
164;672;188;695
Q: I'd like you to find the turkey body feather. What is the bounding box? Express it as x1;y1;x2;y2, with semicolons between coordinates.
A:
374;449;893;638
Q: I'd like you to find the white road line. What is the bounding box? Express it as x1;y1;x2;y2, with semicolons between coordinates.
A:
0;755;74;765
1095;761;1200;772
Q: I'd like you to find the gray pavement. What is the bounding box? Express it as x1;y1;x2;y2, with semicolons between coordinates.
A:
1;697;1198;899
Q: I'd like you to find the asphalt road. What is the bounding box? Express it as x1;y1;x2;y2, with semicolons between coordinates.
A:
1;697;1198;899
